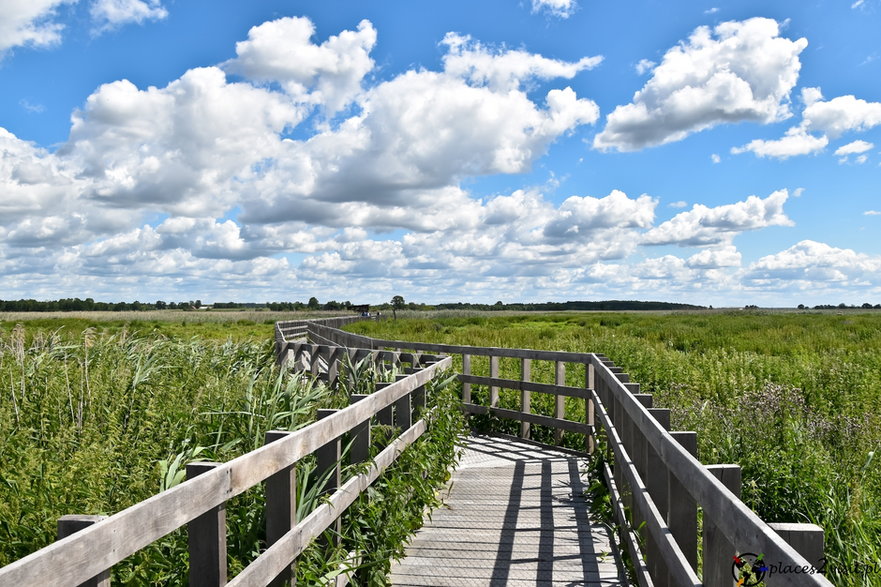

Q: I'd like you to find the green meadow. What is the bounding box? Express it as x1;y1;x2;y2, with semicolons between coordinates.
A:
0;313;463;584
2;309;879;585
348;310;881;586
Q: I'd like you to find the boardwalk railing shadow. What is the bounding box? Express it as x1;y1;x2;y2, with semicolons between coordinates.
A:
391;433;625;586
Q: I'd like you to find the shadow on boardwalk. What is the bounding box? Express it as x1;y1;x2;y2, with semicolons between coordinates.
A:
390;434;628;586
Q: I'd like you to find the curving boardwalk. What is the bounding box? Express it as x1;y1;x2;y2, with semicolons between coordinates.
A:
390;434;628;586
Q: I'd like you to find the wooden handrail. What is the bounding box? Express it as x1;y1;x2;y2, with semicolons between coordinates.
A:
0;338;451;587
298;317;834;587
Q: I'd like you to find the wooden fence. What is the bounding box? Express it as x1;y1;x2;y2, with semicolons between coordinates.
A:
290;318;834;587
0;334;450;587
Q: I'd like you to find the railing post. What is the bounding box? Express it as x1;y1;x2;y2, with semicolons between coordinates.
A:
520;357;531;439
412;383;426;418
585;361;594;453
768;523;825;571
489;355;499;407
349;395;371;464
462;354;471;403
316;409;342;547
554;361;565;445
627;394;652;521
668;431;698;572
645;408;671;586
375;383;394;426
394;374;412;430
705;464;742;586
327;347;342;388
309;345;321;376
186;462;227;587
57;515;110;587
265;431;297;587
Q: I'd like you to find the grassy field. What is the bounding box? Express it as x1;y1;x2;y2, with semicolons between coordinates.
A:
0;309;348;341
0;313;463;584
348;310;881;586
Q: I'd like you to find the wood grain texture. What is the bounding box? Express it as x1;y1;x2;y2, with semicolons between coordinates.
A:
390;434;628;586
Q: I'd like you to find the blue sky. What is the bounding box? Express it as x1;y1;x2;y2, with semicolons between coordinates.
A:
1;0;880;306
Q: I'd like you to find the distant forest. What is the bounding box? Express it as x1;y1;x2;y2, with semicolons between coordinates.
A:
0;297;706;312
2;297;878;313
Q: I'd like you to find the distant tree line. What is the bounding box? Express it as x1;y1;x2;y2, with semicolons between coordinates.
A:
798;303;881;310
433;300;706;311
0;298;204;312
17;297;831;314
0;297;359;312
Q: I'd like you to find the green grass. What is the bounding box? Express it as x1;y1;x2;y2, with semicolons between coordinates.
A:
0;310;353;341
348;311;881;586
0;319;464;585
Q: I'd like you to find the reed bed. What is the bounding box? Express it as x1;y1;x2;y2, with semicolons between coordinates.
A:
349;311;881;586
0;323;463;584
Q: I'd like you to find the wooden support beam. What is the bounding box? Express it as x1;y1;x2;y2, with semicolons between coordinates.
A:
585;361;594;453
265;432;297;587
489;355;499;407
520;358;531;439
645;409;672;586
348;395;371;465
56;516;110;587
554;360;565;444
705;464;742;587
375;383;394;426
461;354;471;403
768;523;825;571
394;380;412;430
668;431;698;572
316;409;342;548
186;462;227;587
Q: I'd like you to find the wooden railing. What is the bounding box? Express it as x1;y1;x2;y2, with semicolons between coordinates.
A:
0;333;450;587
297;318;833;587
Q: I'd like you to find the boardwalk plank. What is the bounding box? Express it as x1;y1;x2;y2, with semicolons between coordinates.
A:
390;435;628;586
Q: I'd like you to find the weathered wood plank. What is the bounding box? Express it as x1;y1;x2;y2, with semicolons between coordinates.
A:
589;356;835;587
264;431;297;587
390;435;627;586
520;358;531;439
461;403;592;436
589;388;702;587
457;374;591;399
0;357;451;587
226;416;431;586
56;517;110;587
186;462;227;587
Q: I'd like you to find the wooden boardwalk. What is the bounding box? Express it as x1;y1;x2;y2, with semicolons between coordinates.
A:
390;434;628;586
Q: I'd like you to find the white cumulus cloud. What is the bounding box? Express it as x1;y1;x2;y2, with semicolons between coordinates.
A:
0;0;72;54
594;17;807;151
835;141;875;155
686;245;742;268
90;0;167;31
441;33;602;92
732;127;828;159
802;94;881;137
746;240;881;286
61;67;300;215
836;140;873;164
224;17;376;114
531;0;577;18
642;189;793;246
635;58;656;75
